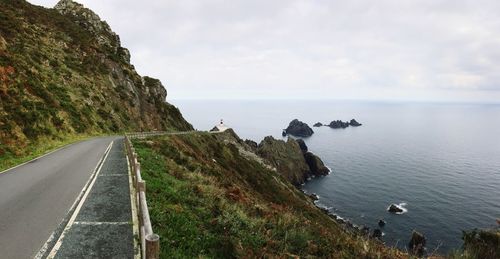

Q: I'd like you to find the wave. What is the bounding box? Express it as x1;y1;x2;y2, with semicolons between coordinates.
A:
387;202;408;215
398;202;408;214
314;201;332;211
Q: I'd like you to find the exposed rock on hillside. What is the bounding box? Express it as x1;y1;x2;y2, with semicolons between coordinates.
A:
304;152;330;176
0;0;192;155
296;139;308;152
255;136;329;185
284;119;314;137
244;139;258;151
55;0;121;54
408;231;426;257
256;136;310;185
295;138;329;176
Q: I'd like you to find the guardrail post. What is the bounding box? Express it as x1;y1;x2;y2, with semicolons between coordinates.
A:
132;151;137;173
136;163;141;187
138;180;146;193
146;234;160;259
125;132;162;259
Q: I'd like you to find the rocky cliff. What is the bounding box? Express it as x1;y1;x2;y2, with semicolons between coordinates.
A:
256;136;311;185
214;130;329;185
0;0;192;156
252;136;329;185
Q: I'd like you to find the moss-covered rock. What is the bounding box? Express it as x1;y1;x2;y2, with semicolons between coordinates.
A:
256;136;310;185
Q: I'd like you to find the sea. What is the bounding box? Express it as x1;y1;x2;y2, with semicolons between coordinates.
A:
171;99;500;254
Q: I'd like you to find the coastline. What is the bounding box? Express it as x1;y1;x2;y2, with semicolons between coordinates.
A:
300;182;376;239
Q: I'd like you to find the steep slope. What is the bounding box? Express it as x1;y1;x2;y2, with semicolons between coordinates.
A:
0;0;192;157
133;132;405;258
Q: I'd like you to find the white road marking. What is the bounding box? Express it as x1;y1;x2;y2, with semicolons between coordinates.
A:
34;140;113;259
73;221;130;225
45;141;114;259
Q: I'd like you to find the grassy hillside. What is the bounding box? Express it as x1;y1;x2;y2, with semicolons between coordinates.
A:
133;132;406;258
454;229;500;259
0;0;192;168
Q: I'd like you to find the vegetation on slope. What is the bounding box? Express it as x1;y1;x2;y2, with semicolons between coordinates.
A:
0;0;192;167
451;229;500;259
133;132;405;258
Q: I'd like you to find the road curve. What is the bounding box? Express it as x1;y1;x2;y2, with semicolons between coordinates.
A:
0;137;117;259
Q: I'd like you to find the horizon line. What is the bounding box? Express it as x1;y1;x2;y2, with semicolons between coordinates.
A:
169;98;500;105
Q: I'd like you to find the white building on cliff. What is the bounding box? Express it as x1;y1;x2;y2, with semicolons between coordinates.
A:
210;119;229;132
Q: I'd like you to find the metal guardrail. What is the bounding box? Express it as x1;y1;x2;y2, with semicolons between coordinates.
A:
126;131;171;139
126;130;223;139
124;135;160;259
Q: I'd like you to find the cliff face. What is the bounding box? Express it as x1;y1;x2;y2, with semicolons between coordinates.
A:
208;129;329;185
253;136;329;185
0;0;192;155
256;136;310;185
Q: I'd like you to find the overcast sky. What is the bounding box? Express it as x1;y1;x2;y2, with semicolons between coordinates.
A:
29;0;500;102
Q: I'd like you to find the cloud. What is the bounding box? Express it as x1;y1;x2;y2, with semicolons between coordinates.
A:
28;0;500;102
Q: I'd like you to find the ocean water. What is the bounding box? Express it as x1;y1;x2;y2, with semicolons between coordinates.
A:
172;99;500;253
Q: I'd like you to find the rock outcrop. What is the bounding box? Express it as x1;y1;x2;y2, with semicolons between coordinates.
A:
284;119;314;137
244;139;258;151
313;122;323;127
328;120;350;129
327;119;362;128
304;152;330;176
388;204;403;213
378;219;386;227
295;138;329;176
256;136;310;185
296;139;308;152
350;119;362;126
408;231;426;257
255;136;329;185
55;0;122;55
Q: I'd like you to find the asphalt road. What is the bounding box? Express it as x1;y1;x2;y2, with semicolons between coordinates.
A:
0;137;116;259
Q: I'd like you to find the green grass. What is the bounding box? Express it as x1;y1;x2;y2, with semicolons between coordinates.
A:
0;133;99;172
135;142;255;258
133;133;405;258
